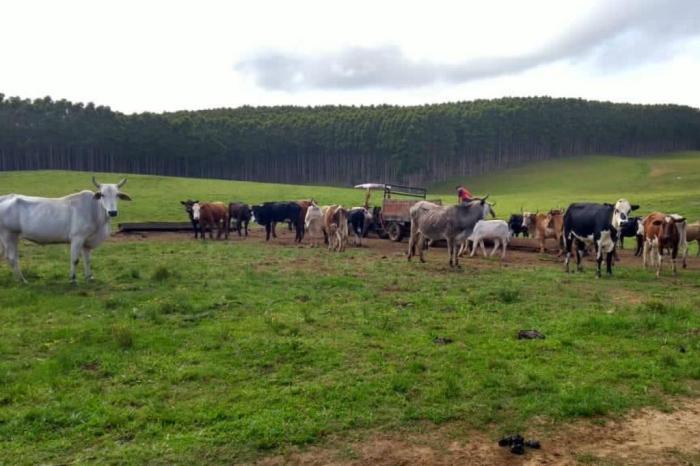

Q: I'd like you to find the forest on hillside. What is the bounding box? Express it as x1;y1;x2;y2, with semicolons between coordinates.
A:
1;94;699;185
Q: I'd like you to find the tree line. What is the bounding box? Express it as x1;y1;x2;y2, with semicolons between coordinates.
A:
1;93;699;186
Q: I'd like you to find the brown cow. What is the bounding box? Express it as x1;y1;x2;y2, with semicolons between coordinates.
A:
523;210;564;254
196;202;229;240
296;199;315;240
684;221;700;262
642;212;685;277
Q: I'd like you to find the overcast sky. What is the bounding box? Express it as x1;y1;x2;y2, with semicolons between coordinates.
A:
2;0;699;113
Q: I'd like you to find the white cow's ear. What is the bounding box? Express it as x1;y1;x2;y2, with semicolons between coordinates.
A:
118;192;132;201
94;191;103;199
631;204;640;211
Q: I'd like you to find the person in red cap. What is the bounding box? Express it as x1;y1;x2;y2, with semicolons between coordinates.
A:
456;185;473;203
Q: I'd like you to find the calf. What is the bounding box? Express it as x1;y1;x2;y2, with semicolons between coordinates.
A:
642;212;685;277
228;202;251;236
523;210;564;254
252;202;303;242
464;219;511;259
197;202;229;240
347;207;372;246
563;199;638;277
304;203;324;247
324;205;349;252
507;214;529;238
617;216;643;256
180;199;201;238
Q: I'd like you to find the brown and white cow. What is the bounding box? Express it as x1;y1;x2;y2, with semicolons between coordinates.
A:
523;210;564;255
642;212;685;277
324;205;349;252
195;202;229;240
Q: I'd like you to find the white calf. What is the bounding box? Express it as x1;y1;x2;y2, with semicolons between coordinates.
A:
464;219;511;259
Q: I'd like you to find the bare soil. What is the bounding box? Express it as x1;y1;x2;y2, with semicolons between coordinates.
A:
112;228;699;273
254;398;700;466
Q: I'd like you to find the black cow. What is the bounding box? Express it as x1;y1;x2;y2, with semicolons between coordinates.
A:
618;216;643;256
180;199;201;238
228;202;252;237
507;214;529;238
252;202;303;242
347;207;372;246
563;203;620;277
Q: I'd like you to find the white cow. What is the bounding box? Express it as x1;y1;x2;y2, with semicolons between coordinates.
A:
463;219;511;259
304;203;324;247
0;177;132;283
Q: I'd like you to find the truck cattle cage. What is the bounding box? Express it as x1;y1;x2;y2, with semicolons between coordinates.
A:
356;183;442;242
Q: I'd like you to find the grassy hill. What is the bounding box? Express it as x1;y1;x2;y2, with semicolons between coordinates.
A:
431;151;700;220
1;151;699;223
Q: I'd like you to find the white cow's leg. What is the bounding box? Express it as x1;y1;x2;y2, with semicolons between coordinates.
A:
502;239;507;259
656;244;662;278
2;233;26;283
448;238;458;267
82;247;93;280
490;239;499;257
642;241;648;268
69;238;85;283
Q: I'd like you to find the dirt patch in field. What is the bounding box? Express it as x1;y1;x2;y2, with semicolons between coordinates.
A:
254;398;700;465
111;227;700;275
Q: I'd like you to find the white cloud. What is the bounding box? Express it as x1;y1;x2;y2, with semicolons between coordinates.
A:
1;0;698;112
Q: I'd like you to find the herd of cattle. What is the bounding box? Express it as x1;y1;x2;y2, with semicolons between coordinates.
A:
0;177;698;283
177;195;699;279
179;199;372;251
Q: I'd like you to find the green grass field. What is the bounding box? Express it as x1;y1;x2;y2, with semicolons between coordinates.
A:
1;151;699;223
1;152;700;464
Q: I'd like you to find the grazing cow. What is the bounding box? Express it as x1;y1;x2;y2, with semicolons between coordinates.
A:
523;210;564;254
196;202;229;240
407;198;494;267
228;202;251;236
563;199;637;277
464;219;511;259
642;212;686;277
324;205;349;252
252;202;303;242
507;214;529;238
347;207;372;246
180;199;201;238
617;216;644;256
304;203;324;247
0;177;132;283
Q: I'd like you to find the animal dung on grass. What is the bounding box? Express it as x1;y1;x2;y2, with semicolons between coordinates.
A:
498;435;541;455
432;337;453;345
517;329;545;340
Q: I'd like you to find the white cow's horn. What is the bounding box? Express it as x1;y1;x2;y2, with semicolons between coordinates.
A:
92;176;101;188
117;178;127;188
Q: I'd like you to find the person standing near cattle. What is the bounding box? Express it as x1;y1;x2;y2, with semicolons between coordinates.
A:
456;185;473;203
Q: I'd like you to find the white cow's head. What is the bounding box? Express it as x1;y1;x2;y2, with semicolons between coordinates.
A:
92;177;132;217
612;198;639;230
192;202;201;221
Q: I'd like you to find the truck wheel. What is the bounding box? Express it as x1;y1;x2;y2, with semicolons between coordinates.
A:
387;223;404;242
